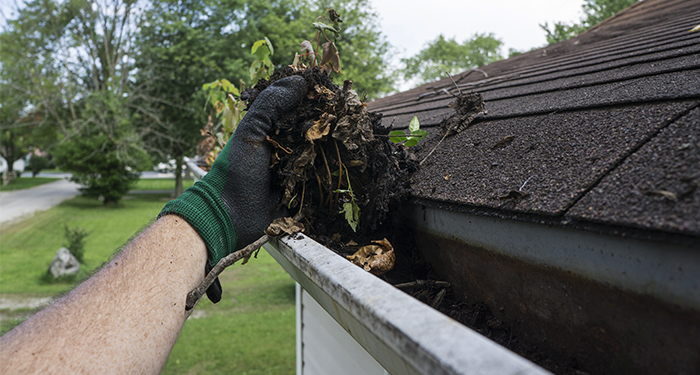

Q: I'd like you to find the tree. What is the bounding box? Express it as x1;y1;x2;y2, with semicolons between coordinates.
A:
131;0;394;197
135;0;236;197
2;0;155;203
0;0;56;181
400;33;504;86
541;0;637;44
53;132;147;204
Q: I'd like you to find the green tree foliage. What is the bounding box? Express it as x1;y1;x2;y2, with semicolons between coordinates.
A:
541;0;638;44
133;0;393;196
0;0;58;177
400;33;504;86
2;0;154;203
53;132;147;205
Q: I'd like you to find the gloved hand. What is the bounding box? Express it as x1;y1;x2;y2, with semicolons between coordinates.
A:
159;76;307;302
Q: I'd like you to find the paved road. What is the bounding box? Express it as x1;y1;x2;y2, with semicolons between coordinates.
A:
0;179;81;225
0;172;181;226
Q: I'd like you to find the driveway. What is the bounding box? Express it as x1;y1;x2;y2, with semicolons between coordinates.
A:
0;179;81;225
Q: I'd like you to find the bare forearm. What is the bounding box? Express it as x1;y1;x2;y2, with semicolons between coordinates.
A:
0;215;207;374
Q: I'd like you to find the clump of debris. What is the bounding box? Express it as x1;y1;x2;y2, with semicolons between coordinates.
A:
243;67;418;275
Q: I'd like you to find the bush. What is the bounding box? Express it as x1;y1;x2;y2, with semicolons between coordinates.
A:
53;135;147;204
28;155;52;177
63;224;90;264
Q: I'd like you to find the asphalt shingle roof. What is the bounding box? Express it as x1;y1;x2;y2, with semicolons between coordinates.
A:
368;0;700;242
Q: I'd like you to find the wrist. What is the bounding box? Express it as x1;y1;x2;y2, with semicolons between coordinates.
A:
159;179;239;266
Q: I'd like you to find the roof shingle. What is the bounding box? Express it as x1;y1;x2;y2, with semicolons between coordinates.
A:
368;0;700;241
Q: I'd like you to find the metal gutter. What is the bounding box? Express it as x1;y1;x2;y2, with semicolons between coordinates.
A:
186;154;552;373
183;156;206;181
265;234;551;375
408;203;700;311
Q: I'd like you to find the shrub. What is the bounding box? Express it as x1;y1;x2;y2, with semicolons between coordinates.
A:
53;135;147;204
63;224;90;264
28;155;51;177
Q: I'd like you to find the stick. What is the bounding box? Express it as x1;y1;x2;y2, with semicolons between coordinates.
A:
185;234;270;310
431;288;447;309
394;280;450;290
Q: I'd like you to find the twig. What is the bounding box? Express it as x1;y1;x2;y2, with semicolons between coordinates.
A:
394;280;450;290
445;71;463;96
185;235;270;311
519;175;535;191
431;288;447;309
420;130;449;166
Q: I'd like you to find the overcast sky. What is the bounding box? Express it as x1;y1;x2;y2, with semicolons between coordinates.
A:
1;0;587;90
369;0;584;58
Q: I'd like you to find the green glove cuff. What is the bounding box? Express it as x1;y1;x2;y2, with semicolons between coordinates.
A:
159;151;239;267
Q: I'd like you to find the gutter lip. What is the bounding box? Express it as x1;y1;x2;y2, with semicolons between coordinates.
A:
266;233;552;375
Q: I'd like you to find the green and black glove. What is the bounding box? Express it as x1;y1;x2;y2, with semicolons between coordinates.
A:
159;76;307;302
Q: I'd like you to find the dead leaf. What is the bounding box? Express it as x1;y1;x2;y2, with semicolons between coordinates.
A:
690;24;700;32
265;217;305;237
300;40;315;66
328;9;342;23
314;84;336;100
321;42;342;74
281;145;317;207
346;238;395;276
305;112;336;142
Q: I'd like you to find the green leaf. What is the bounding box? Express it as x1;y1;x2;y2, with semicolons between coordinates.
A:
203;83;211;90
264;36;274;56
404;138;419;147
221;79;234;93
340;202;360;232
313;22;338;34
251;39;266;55
412;129;429;137
389;130;407;143
409;116;420;133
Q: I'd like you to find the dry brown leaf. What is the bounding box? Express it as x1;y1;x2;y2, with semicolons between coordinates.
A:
305;112;336;142
265;217;305;237
300;40;315;66
321;41;342;74
346;238;395;276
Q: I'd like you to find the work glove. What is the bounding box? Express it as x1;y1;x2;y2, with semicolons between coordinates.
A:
159;76;307;303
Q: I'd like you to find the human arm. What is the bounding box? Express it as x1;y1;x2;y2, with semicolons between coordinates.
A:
0;76;307;374
0;215;207;374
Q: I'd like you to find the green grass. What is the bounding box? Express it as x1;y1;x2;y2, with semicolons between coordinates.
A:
0;177;61;191
163;248;295;374
0;192;295;374
132;178;195;191
35;168;65;174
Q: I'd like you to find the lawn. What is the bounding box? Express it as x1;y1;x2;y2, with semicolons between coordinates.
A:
0;177;61;191
132;178;195;191
0;189;295;374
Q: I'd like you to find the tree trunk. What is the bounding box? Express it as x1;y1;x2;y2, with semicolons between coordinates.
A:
175;154;184;198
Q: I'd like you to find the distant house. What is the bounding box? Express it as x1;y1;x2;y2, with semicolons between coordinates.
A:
366;0;699;373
